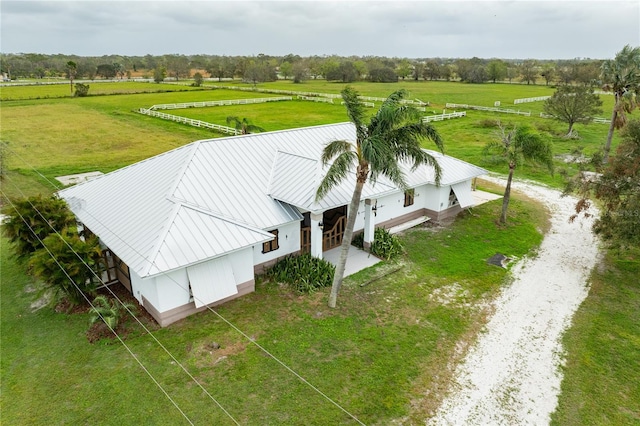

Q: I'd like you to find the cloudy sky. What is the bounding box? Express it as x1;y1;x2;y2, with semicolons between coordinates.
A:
1;0;638;60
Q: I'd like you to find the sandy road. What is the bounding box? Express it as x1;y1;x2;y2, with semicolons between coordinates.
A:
428;179;600;426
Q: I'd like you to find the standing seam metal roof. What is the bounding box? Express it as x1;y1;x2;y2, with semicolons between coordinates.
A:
58;122;486;278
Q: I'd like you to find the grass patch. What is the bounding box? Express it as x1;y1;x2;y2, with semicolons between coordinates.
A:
0;193;548;424
551;247;640;426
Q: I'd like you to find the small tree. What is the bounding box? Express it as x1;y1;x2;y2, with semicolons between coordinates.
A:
601;45;640;163
519;60;538;85
74;83;90;97
226;116;265;135
570;119;640;247
3;196;76;259
65;61;77;94
153;66;166;83
543;85;603;137
30;233;103;306
484;123;554;224
279;61;292;80
192;72;203;87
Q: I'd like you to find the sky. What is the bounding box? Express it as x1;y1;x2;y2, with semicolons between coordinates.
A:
1;0;639;60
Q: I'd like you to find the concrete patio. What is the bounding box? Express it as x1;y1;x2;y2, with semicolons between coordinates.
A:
323;245;381;277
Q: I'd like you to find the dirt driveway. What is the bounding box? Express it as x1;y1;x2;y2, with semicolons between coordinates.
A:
428;178;600;425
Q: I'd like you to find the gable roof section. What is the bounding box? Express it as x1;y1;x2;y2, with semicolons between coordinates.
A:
148;204;274;277
267;150;397;213
403;151;488;187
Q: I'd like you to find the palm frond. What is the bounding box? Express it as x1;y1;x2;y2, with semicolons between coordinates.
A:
320;139;354;165
341;86;367;131
315;150;357;201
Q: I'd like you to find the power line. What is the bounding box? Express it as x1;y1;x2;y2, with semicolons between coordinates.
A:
3;143;366;425
0;192;195;426
1;176;241;426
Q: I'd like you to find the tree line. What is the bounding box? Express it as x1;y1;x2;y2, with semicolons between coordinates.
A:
0;52;603;86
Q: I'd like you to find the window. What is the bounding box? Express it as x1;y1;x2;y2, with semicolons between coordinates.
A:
448;188;459;207
403;189;415;207
262;229;279;253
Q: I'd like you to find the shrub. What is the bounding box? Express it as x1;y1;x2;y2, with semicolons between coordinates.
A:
89;295;136;330
29;233;103;306
370;227;404;260
3;196;76;259
267;254;335;294
74;83;90;97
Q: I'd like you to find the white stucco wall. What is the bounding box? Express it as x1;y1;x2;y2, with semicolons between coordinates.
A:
352;185;432;231
155;268;190;312
130;269;149;305
252;220;300;265
137;247;256;314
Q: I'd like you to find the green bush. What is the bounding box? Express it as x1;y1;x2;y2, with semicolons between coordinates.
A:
370;227;404;260
2;195;76;259
29;233;103;306
267;253;335;294
74;83;90;97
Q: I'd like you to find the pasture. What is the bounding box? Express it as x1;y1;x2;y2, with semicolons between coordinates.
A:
0;79;617;200
1;79;635;425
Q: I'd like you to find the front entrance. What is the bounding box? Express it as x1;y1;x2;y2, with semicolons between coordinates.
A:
299;207;347;254
322;206;347;251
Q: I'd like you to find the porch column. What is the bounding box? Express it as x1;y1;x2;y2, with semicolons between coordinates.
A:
363;199;376;251
310;212;324;259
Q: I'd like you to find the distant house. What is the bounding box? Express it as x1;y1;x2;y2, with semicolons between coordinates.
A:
58;123;487;326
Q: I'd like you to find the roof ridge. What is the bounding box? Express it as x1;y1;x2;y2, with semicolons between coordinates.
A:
171;199;275;236
166;141;202;199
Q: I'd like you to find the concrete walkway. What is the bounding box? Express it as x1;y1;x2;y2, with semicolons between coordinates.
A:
472;189;502;205
323;246;381;277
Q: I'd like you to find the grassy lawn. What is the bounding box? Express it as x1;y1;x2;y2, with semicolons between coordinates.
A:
551;248;640;426
0;192;548;424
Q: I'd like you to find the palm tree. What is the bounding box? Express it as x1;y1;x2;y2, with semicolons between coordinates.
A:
66;61;77;94
89;295;136;330
226;116;266;135
316;87;444;308
601;45;640;163
484;123;554;224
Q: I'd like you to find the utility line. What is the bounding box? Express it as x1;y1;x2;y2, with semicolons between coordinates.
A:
1;176;241;426
0;192;195;426
3;144;366;425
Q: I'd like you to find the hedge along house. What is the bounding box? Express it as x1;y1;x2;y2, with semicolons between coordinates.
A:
58;123;487;326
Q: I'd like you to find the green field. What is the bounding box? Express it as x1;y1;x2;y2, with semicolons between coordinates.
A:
0;79;635;424
0;80;618;199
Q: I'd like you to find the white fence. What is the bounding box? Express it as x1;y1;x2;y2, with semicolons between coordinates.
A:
514;96;551;104
342;101;375;107
446;103;531;116
148;96;293;110
423;111;467;122
539;112;611;124
138;108;239;135
298;96;334;104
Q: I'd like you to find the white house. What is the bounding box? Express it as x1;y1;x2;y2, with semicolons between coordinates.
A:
58;122;487;326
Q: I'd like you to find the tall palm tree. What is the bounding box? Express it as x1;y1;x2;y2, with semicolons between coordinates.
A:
226;116;266;135
601;45;640;163
316;87;444;308
484;122;554;224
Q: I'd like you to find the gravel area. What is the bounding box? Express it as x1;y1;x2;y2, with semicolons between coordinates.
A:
428;178;600;426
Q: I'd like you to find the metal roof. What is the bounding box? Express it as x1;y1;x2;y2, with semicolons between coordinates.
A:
58;122;486;278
